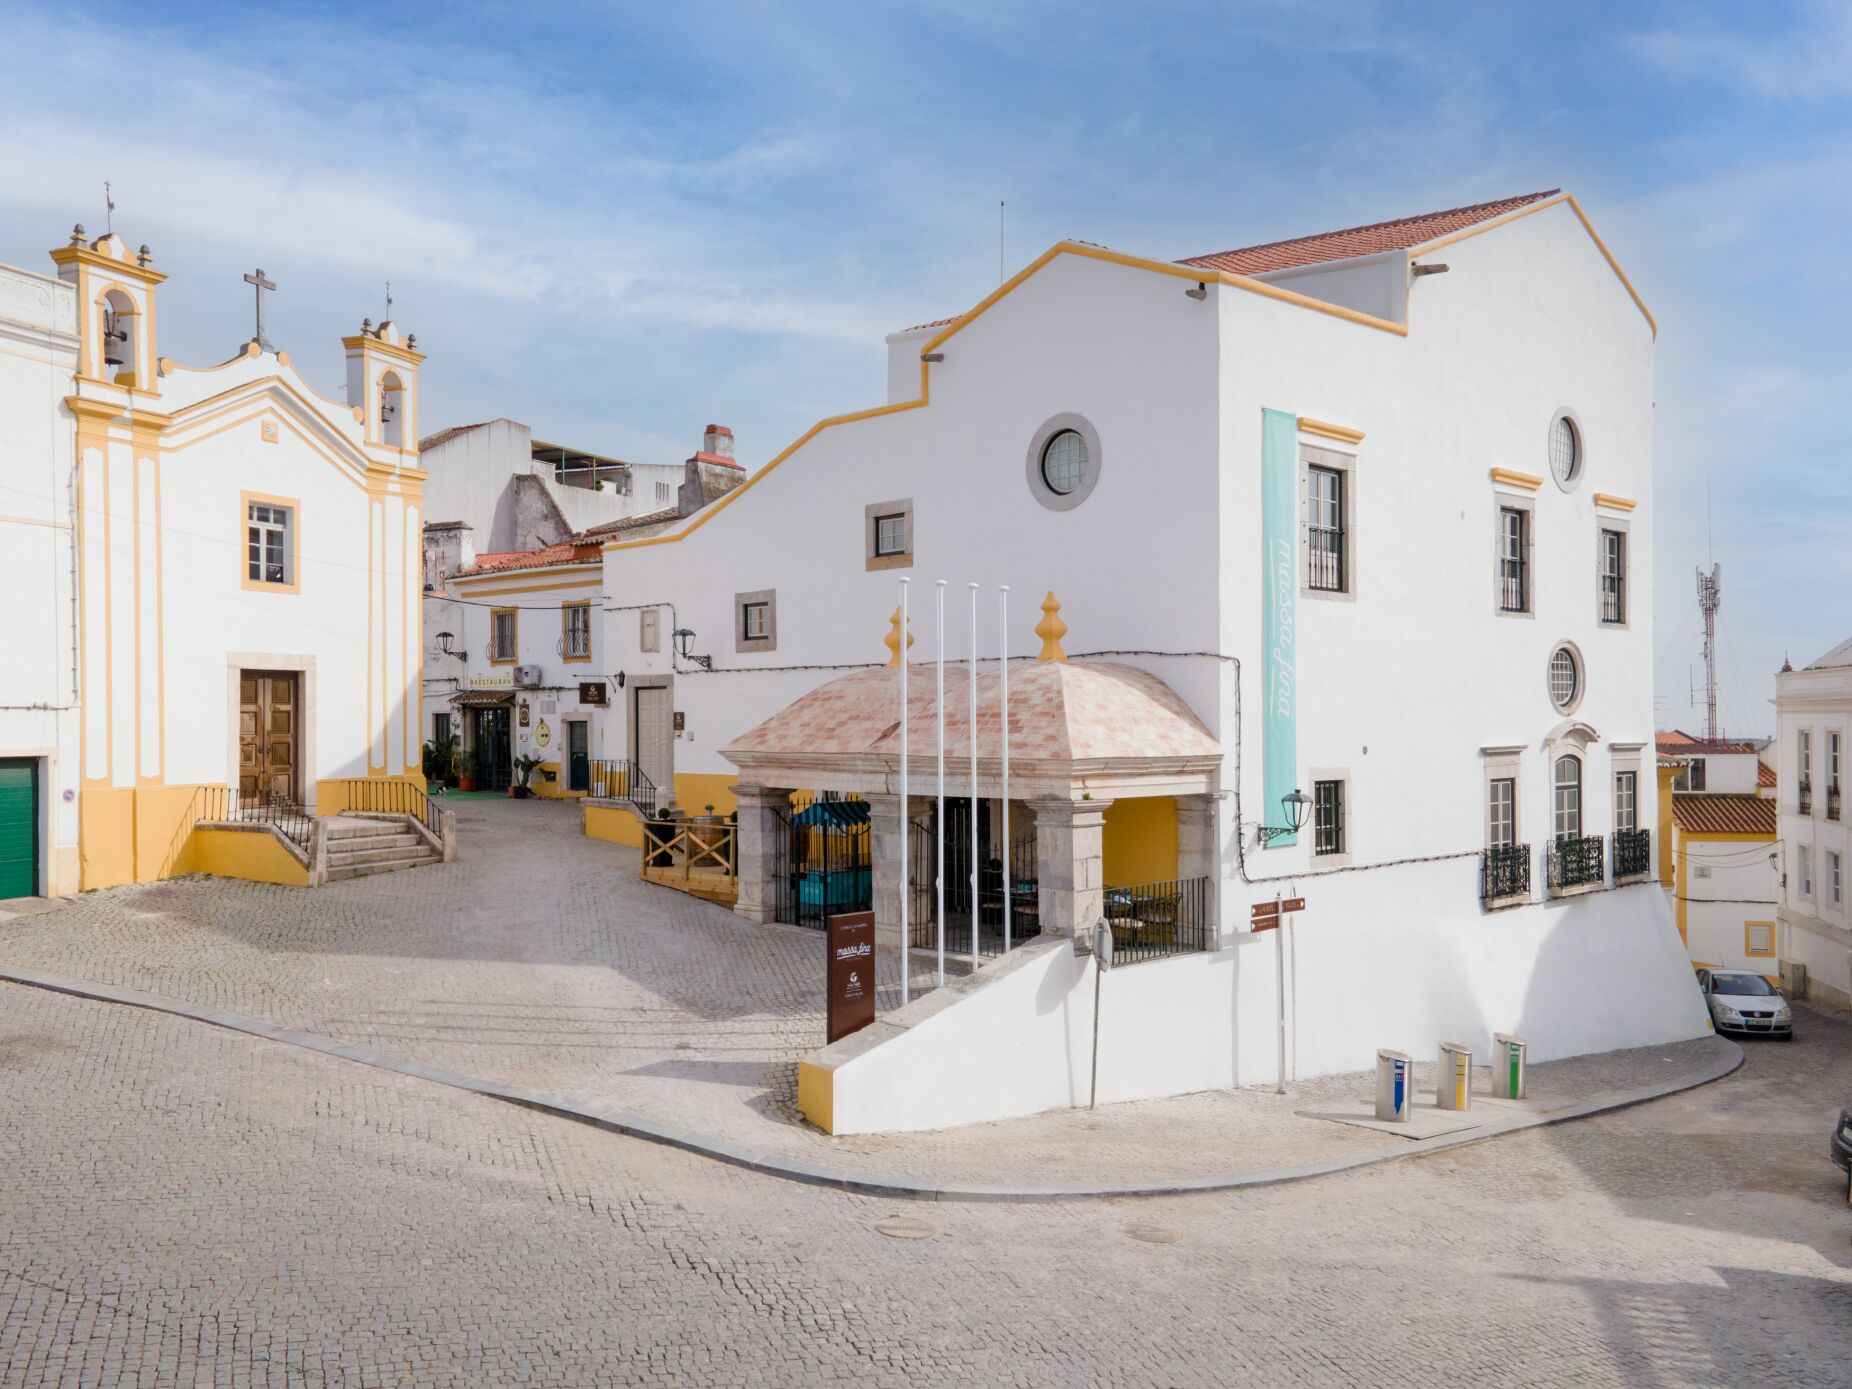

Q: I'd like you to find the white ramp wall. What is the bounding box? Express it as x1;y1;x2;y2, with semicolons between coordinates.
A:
815;879;1712;1136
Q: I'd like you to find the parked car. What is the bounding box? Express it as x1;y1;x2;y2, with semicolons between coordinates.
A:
1694;968;1793;1039
1833;1107;1851;1175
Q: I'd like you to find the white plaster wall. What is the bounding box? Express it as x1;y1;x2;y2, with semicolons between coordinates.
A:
883;325;938;405
832;874;1707;1134
1775;673;1852;1000
1694;752;1760;795
1251;249;1409;325
0;261;81;889
1678;838;1778;972
601;250;1225;786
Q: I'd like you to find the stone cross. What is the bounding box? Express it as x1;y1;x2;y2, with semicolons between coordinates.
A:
243;268;276;352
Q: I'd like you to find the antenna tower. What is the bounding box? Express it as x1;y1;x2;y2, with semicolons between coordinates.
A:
1696;563;1722;741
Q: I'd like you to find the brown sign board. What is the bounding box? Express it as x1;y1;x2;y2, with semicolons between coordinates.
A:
826;911;878;1044
1250;898;1306;920
578;680;607;706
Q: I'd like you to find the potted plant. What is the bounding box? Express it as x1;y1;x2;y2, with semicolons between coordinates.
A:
421;734;456;790
453;748;476;793
512;754;543;799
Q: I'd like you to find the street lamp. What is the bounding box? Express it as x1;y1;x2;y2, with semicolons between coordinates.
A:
672;627;713;671
435;630;467;661
1258;788;1312;844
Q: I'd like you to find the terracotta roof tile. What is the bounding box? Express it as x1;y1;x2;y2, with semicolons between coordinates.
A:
1758;762;1777;789
579;507;681;539
1178;190;1560;276
1672;794;1777;836
452;541;601;578
900;315;960;333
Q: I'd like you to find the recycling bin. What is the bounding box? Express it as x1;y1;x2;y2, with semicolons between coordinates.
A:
1437;1041;1472;1111
1492;1033;1526;1099
1374;1049;1412;1122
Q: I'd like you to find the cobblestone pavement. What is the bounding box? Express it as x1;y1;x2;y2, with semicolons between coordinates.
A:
2;982;1849;1387
0;800;1739;1188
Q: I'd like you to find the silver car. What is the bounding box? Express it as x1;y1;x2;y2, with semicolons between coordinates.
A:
1696;968;1794;1039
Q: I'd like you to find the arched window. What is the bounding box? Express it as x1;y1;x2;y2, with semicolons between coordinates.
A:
379;370;405;447
1552;754;1582;841
100;289;136;383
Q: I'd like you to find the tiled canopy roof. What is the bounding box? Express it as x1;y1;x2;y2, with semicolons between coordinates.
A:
1178;190;1560;276
452;541;601;578
1758;762;1778;789
1672;794;1777;836
723;661;1219;766
1656;731;1760;756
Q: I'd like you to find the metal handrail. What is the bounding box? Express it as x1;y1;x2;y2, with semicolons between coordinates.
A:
326;778;439;839
1101;877;1211;965
194;786;315;847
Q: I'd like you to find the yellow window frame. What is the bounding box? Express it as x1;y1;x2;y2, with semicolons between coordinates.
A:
489;607;519;665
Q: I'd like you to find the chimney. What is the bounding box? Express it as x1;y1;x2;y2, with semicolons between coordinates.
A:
678;423;747;517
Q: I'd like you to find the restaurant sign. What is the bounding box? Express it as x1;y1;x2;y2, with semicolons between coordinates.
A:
826;910;877;1044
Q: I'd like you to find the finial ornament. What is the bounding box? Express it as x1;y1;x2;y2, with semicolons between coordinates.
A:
70;224;85;246
1035;591;1068;662
885;606;915;667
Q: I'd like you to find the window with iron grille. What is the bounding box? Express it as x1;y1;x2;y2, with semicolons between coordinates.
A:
432;712;451;745
490;608;517;663
1552;754;1582;841
562;602;591;659
1614;770;1637;832
1306;466;1345;592
1313;779;1345;855
1600;529;1626;624
1499;507;1528;612
874;513;907;557
1488;777;1516;848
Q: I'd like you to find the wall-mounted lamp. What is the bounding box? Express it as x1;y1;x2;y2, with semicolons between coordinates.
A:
1258;788;1312;844
615;670;626;689
672;627;713;671
1185;281;1207;300
436;630;468;661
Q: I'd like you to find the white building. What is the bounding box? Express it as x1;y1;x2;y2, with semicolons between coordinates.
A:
4;225;431;891
1774;643;1852;1007
584;189;1710;1129
1657;733;1779;974
0;259;82;898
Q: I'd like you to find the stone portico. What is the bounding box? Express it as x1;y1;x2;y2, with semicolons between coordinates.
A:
721;659;1222;957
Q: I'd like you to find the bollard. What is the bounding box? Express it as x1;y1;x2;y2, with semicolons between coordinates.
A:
1437;1041;1472;1111
1375;1049;1412;1122
1492;1033;1526;1099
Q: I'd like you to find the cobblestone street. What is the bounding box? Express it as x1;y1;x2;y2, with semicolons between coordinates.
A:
2;978;1849;1386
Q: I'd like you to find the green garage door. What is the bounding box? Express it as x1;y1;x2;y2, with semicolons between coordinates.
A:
0;759;39;899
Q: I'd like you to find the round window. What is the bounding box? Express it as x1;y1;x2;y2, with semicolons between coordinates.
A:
1040;429;1090;496
1549;645;1581;712
1549;412;1581;487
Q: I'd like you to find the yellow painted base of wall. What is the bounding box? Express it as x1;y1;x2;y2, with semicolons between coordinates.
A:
584;801;645;849
531;762;589;799
1102;796;1178;888
186;827;310;886
45;845;80;897
671;773;738;818
797;1061;834;1134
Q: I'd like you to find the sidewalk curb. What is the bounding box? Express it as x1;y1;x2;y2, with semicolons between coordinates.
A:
0;965;1744;1203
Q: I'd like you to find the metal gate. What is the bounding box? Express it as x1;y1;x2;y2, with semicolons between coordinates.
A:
772;795;872;930
908;799;1038;959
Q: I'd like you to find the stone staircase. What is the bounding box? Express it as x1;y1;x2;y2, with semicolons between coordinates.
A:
320;815;443;882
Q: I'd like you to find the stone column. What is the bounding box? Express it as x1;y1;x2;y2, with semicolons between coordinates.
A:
732;783;787;924
1029;796;1111;950
1175;793;1217;940
862;792;906;959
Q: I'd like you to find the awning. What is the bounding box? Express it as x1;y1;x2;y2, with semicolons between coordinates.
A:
450;690;515;708
792;799;871;828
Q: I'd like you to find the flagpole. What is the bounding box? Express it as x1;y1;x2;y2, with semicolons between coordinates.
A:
935;580;947;988
969;582;980;971
898;578;910;1008
999;586;1011;955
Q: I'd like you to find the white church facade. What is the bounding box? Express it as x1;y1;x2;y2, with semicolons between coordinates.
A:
587;190;1711;1128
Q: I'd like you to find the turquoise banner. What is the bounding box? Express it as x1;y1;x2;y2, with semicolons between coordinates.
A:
1261;408;1298;847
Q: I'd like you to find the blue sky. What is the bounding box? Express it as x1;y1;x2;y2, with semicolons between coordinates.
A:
3;0;1846;734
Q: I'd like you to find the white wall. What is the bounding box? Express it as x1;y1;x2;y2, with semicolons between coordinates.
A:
829;874;1708;1134
0;260;80;892
1676;834;1778;972
1775;668;1852;1004
1251;248;1410;325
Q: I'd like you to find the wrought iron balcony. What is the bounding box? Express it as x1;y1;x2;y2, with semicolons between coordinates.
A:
1548;835;1606;893
1611;827;1651;881
1799;777;1812;816
1480;843;1531;905
1829;784;1841;823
